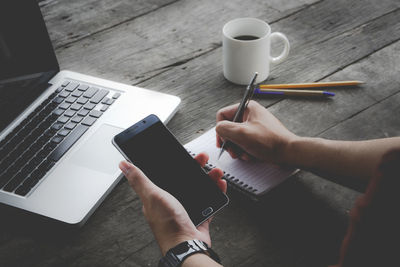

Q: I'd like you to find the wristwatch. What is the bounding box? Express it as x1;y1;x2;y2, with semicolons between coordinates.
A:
158;239;221;267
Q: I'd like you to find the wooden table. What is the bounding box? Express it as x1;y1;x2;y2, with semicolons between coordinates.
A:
1;0;399;266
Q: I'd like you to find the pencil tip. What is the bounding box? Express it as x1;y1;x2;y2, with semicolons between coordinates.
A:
217;149;224;160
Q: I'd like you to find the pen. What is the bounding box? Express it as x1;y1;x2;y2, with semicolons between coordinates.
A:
218;72;258;160
255;88;335;97
258;80;363;89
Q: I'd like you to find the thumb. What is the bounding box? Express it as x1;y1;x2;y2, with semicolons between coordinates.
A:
216;120;248;147
119;160;156;200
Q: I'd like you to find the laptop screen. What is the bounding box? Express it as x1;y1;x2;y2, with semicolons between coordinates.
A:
0;0;59;133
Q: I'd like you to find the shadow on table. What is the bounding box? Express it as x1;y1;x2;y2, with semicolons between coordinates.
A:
225;175;349;267
0;203;80;241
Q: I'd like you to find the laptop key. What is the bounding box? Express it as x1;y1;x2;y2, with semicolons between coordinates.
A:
52;108;64;116
22;175;39;189
15;185;31;196
83;103;96;110
89;110;102;118
70;103;82;111
71;90;83;97
100;105;109;112
77;109;90;117
105;98;115;105
112;92;121;99
58;91;70;98
57;116;69;124
53;97;64;104
65;96;78;104
38;159;55;173
101;97;110;104
65;122;77;130
0;169;14;189
51;136;64;144
71;116;83;123
64;109;76;117
51;123;63;131
59;103;71;110
61;81;70;87
58;129;71;137
82;116;97;126
44;142;57;153
83;87;99;98
90;89;109;104
64;82;79;92
56;86;64;93
77;97;88;105
78;84;89;91
3;171;27;192
49;124;89;162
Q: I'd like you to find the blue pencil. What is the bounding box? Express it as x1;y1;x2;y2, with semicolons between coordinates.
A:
255;87;335;97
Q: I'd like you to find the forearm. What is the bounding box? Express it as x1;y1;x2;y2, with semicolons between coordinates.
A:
285;136;400;191
182;253;222;267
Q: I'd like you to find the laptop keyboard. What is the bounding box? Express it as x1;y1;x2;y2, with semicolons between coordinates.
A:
0;81;121;197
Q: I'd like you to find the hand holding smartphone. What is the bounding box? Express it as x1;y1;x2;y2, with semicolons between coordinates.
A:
112;114;229;226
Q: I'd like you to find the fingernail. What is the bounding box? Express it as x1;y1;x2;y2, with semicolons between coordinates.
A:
119;161;132;175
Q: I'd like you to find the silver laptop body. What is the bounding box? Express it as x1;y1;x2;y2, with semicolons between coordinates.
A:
0;1;180;225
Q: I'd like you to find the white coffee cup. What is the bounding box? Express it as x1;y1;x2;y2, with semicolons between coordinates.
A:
223;18;290;85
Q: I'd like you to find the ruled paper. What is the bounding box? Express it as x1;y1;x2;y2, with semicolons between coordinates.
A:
184;127;297;195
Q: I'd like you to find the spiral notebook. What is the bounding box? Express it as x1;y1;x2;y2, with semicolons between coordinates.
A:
184;127;298;198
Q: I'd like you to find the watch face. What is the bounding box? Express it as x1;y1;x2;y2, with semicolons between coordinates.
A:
174;240;202;262
175;242;192;254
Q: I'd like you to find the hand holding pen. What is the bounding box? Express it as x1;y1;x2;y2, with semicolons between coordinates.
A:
218;73;258;160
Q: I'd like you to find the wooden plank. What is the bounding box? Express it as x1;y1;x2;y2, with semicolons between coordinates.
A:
54;0;327;85
39;0;178;49
269;38;400;137
320;91;400;140
140;9;400;144
55;0;399;87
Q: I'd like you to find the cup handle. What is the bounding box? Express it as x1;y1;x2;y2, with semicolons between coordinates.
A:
269;32;290;64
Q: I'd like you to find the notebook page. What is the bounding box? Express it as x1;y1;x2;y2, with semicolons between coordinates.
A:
184;127;297;195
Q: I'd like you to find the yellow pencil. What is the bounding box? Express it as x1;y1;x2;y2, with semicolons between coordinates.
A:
259;81;363;89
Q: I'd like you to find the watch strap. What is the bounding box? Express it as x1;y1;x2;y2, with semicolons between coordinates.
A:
158;239;220;267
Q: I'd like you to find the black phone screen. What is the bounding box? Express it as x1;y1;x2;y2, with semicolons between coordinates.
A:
114;115;228;225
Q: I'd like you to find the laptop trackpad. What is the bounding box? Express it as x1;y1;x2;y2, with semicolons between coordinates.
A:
70;124;123;174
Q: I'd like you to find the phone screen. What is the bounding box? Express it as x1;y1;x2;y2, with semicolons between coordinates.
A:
113;115;228;226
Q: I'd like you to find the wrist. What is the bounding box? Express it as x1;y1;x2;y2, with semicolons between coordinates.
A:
159;234;198;256
285;136;324;169
279;134;303;166
182;253;221;267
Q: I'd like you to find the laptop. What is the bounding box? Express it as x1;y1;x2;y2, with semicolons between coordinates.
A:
0;0;180;226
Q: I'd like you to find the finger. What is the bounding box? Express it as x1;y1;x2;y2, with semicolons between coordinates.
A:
119;161;157;200
216;120;248;148
216;103;240;122
228;148;239;159
208;168;227;193
240;153;252;161
208;168;224;181
194;153;209;167
218;179;227;194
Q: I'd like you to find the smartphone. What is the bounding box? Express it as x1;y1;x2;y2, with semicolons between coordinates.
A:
112;114;229;226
